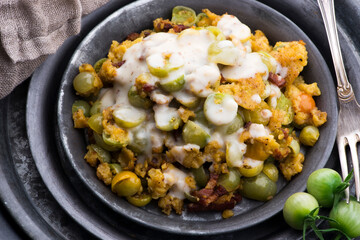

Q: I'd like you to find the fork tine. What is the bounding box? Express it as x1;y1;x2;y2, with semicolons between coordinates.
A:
348;134;360;201
337;137;350;202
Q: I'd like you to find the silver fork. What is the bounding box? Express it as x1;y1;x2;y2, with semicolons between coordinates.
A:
317;0;360;203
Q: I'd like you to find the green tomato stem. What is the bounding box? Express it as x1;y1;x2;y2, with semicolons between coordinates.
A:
301;206;352;240
333;169;353;208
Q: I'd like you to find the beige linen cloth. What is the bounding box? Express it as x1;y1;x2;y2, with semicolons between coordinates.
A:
0;0;110;99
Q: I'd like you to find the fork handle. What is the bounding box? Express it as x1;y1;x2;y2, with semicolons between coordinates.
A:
317;0;354;102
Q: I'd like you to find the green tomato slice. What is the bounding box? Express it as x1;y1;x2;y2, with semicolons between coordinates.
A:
93;58;107;73
217;113;244;135
93;132;119;152
127;128;149;154
109;163;122;175
159;69;185;92
191;166;209;188
172;90;200;109
184;192;200;203
171;6;196;26
154;105;182;131
113;106;146;128
111;171;141;197
242;103;271;125
194;110;209;126
72;100;91;117
262;163;279;182
182;120;210;148
126;193;152;207
204;93;238;126
102;131;128;149
146;53;184;78
206;26;226;41
90;100;102;116
276;93;294;125
128;85;152;109
225;141;246;168
241;172;278;202
288;139;300;156
195;13;211;27
238;157;264;178
73;72;95;95
88;113;103;134
257;51;277;73
208;40;240;65
218;168;241;192
89;144;111;163
146;53;169;78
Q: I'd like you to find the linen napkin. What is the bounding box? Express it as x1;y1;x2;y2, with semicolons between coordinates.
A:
0;0;110;99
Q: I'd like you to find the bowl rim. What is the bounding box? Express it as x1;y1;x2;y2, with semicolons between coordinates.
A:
56;0;338;235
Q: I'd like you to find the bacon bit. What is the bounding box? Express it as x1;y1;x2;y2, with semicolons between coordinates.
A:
188;193;242;212
142;84;157;93
188;173;243;212
143;31;151;38
112;60;126;68
156;21;188;33
206;173;219;189
244;121;252;129
232;193;242;202
268;72;286;88
220;74;227;84
172;24;189;33
282;128;289;139
163;23;173;31
273;147;290;161
213;185;228;196
151;156;160;166
126;32;140;41
191;174;231;207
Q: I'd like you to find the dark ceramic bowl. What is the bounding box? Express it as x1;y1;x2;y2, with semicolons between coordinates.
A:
57;0;337;235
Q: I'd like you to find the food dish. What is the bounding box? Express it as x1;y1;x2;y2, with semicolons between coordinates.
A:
59;0;338;233
70;6;327;217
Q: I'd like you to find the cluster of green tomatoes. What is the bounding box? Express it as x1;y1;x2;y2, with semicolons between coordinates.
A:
283;168;360;239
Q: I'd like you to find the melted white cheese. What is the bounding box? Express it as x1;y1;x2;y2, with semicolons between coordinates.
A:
251;94;261;104
98;88;115;110
205;94;238;126
153;105;179;129
261;109;273;119
186;64;220;97
150;89;173;105
221;53;268;80
217;14;251;42
241;157;264;168
209;131;225;148
249;123;270;138
163;166;191;199
169;144;200;165
98;14;284;172
269;83;281;108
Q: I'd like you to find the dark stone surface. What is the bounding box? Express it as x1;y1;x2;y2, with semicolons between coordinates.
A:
0;0;359;239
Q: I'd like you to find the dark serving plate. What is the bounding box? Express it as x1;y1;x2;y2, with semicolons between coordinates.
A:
56;0;337;235
0;0;356;239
